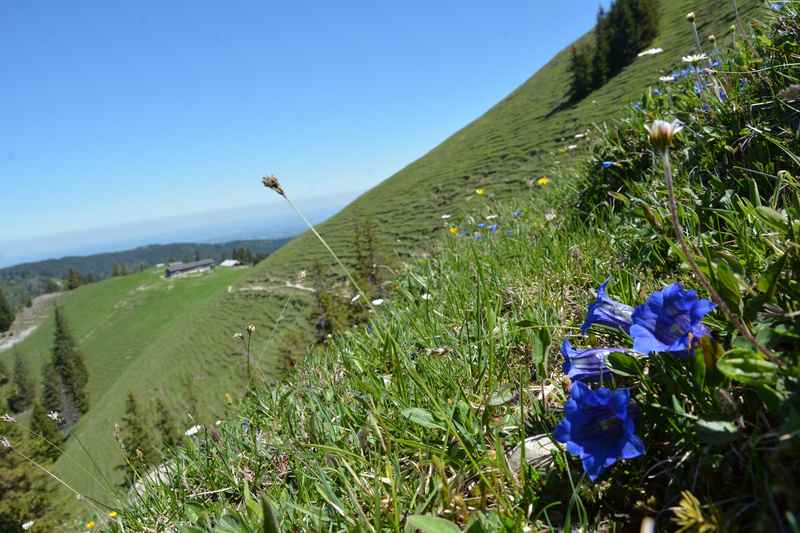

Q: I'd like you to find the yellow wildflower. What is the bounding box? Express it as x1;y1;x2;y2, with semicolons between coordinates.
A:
448;226;459;235
86;521;96;530
108;511;118;519
536;176;551;186
475;188;486;196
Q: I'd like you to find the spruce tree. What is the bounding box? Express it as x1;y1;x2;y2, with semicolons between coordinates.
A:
569;45;594;101
0;289;13;334
154;398;179;450
7;352;33;414
51;308;89;426
119;392;159;486
0;416;60;530
0;359;8;387
40;363;62;416
29;402;63;461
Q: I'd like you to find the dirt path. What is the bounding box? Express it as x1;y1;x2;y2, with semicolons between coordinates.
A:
0;292;62;352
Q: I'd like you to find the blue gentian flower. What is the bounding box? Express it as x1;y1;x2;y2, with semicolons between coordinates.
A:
477;223;487;229
489;224;498;233
709;59;721;68
474;233;482;241
632;102;642;111
553;382;645;481
581;278;634;334
561;340;635;382
601;161;615;169
771;2;785;11
630;283;715;356
653;87;663;97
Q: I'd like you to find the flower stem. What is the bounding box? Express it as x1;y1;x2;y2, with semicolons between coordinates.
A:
691;22;703;54
661;150;781;364
281;194;375;312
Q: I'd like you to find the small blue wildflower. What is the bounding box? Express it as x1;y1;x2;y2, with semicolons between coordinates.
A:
553;382;645;481
709;59;721;68
630;283;715;356
694;80;706;95
653;87;663;97
512;209;523;218
718;88;728;102
581;278;634;334
601;161;615;169
474;233;483;241
771;2;786;11
489;224;498;233
561;339;636;383
632;102;642;111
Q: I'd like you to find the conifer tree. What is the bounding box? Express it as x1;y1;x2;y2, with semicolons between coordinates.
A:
0;359;8;387
119;392;159;485
65;270;83;290
153;398;179;451
0;289;13;334
50;308;89;426
7;352;33;414
29;402;62;461
40;363;62;416
0;414;60;530
569;45;594;101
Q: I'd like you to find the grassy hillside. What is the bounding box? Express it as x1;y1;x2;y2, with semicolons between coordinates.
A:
0;265;298;501
115;3;800;530
0;238;289;309
4;0;763;521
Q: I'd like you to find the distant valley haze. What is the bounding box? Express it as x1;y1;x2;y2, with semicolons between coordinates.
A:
0;190;359;268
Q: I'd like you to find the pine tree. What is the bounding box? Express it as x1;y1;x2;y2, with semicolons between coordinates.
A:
153;398;179;451
7;352;33;414
29;402;62;461
0;289;13;334
0;359;8;387
591;6;611;89
40;363;62;416
119;392;159;486
51;308;89;426
0;416;61;530
65;270;83;291
569;45;594;101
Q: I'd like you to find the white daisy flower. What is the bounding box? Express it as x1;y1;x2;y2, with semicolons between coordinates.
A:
682;53;708;64
440;214;451;219
659;75;676;83
371;298;384;306
184;425;202;437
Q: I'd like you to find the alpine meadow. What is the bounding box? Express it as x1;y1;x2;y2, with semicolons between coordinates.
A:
2;0;799;531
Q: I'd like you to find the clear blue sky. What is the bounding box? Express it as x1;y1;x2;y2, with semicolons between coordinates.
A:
1;0;607;244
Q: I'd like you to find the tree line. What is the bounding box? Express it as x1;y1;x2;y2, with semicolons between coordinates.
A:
0;307;92;528
569;0;659;101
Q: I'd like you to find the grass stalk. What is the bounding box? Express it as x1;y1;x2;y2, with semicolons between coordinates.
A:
661;149;781;364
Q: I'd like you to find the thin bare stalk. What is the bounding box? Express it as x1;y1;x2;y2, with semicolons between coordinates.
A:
661;150;781;364
732;0;743;35
265;177;374;312
691;21;703;54
12;448;114;512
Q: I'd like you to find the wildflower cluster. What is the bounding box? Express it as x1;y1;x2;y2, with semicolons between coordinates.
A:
554;279;715;480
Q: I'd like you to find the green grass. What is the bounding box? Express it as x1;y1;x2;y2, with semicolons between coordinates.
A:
0;266;295;501
3;0;769;525
112;3;800;530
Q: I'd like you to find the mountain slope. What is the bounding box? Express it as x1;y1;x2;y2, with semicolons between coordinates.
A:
10;0;761;507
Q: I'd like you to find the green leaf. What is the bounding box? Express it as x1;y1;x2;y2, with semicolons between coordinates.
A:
715;260;743;313
717;349;778;386
405;515;461;533
514;319;537;328
755;206;789;232
488;386;515;406
401;408;444;430
606;352;642;378
696;419;738;445
693;348;706;390
608;191;629;204
261;496;281;533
